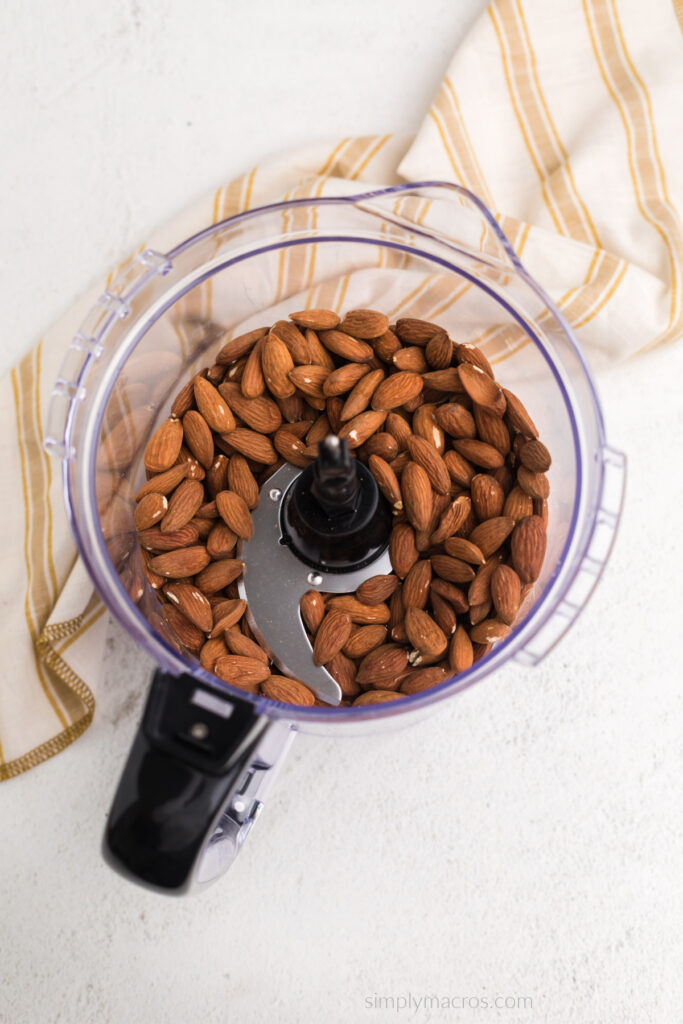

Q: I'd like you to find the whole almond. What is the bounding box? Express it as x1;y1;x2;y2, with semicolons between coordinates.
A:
261;335;296;398
519;439;552;473
325;652;361;699
170;374;199;418
225;629;269;664
149;546;211;578
435;402;476;439
352;690;403;705
371;372;423;411
303;333;336;371
338;410;387;449
471;473;505;520
392;346;429;373
502;388;538;437
451;439;504;469
510;515;547;583
274;428;312;468
400;665;450;694
356;574;399;605
207;520;238;559
215;326;267;365
468;516;515;558
407;436;450;495
389;522;419;578
430;554;476;584
182;410;214;469
300;590;325;633
431;495;472;545
289;364;330;400
468;556;502;606
404;607;447;657
458;363;504;412
343;624;388;659
161;604;205;653
503;485;534;522
455;342;494;378
425;330;453;370
394;318;441;345
227;454;259;510
164;582;213;632
491;565;522;625
385;411;412;450
214;655;271;686
194;377;236;434
134;492;168;531
199;636;228;672
289;309;340;331
138;523;200;552
368;455;403;513
313;610;353;666
209;599;248;636
470;619;510;644
261;675;316;706
341;368;384;420
322;362;370;397
443;537;485;565
175;444;205;481
160;478;204;533
402;559;432;609
517;465;550;500
216;490;253;540
401;461;432;531
431;578;469;613
319;329;374;363
430;592;458;636
449;624;474;673
144;418;184;473
326;596;391;625
443;448;476;487
219;428;278;464
362;432;398;461
356;644;408;685
270;320;310;365
372;329;402;363
420;368;463;393
205;455;230;498
194;558;244;595
474;405;511;455
218;381;282;433
340;309;389;339
412;404;445;453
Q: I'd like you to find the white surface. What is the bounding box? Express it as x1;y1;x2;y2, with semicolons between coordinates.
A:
1;3;683;1023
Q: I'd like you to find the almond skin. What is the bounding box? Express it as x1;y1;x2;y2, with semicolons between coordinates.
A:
425;330;453;369
510;515;547;583
225;629;269;665
194;377;236;434
206;520;238;559
312;610;353;666
261;675;316;706
144;418;184;473
469;619;511;644
135;463;189;502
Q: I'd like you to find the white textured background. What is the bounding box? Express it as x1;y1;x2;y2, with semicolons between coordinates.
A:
2;3;683;1023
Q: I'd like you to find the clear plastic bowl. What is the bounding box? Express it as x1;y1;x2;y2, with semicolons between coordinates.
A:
46;182;626;732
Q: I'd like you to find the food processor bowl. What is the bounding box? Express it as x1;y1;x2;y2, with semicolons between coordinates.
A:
46;183;625;893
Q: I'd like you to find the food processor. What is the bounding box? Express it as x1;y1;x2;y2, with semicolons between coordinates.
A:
45;182;625;894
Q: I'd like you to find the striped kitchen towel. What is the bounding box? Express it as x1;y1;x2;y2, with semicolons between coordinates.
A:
1;0;680;780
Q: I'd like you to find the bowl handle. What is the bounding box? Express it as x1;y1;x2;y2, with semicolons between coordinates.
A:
102;670;294;894
514;444;627;665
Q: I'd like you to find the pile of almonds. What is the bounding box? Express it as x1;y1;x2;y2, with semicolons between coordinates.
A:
127;308;550;708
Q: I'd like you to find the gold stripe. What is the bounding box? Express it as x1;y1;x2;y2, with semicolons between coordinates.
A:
242;166;257;211
428;108;465;182
55;603;106;657
674;0;683;32
584;0;681;349
440;79;494;205
35;341;58;600
318;137;352;178
349;134;392;180
11;364;69;730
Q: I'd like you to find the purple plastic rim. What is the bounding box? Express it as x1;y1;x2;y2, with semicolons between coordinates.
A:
65;182;605;725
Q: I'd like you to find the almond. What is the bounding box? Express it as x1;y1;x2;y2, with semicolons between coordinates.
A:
385;412;412;450
402;559;432;609
404;607;447;657
431;578;469;614
160;479;205;533
467;516;514;558
407;436;450;495
455;342;493;377
206;520;238;559
215;326;268;365
338;410;387;449
289;309;340;331
491;565;522;625
225;629;269;664
443;448;476;487
356;644;408;685
510;515;547;583
340;368;384;420
503;485;534;522
519;438;551;473
219;428;278;464
319;329;374;363
161;604;205;653
412;404;445;453
144;418;184;473
289;364;330;399
261;335;296;398
182;410;214;469
517;465;550;500
468;556;501;607
425;330;453;369
458;363;504;412
343;624;388;659
430;495;472;545
401;461;432;532
199;636;228;672
356;574;399;605
171;374;200;418
322;362;370;397
430;554;476;584
443;537;485;565
352;690;403;705
261;675;316;706
214;655;271;686
273;428;312;467
216;490;253;540
148;546;211;578
371;372;423;411
312;610;353;665
362;432;398;461
239;339;267;398
372;329;402;362
430;592;458;636
394;318;441;345
400;665;450;694
325;652;360;699
392;346;429;373
209;599;248;636
451;439;504;469
340;309;389;339
368;455;403;513
270;320;310;365
471;473;505;520
435;402;476;439
194;377;236;434
194;558;244;594
134;493;168;531
227;454;259;510
326;596;391;625
163;582;213;632
138;523;200;552
449;624;474;672
389;522;419;578
420;368;463;393
469;619;510;644
218;381;282;434
502;388;538;437
205;455;230;498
